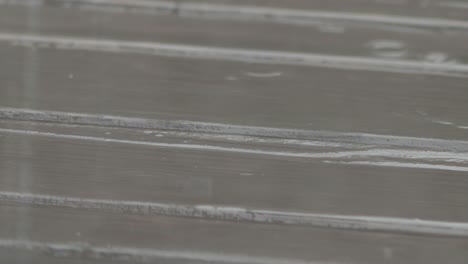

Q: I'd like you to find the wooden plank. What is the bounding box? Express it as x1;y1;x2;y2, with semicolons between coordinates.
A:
1;205;468;264
0;4;467;61
1;121;468;223
1;44;467;140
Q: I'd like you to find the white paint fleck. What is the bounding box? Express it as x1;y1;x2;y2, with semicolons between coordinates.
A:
432;120;454;126
419;112;468;131
368;40;405;50
424;52;450;63
367;40;407;59
245;72;283;78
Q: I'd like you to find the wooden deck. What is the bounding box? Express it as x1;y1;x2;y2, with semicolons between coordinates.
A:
1;0;468;263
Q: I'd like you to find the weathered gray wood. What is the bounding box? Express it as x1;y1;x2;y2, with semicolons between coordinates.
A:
1;1;468;263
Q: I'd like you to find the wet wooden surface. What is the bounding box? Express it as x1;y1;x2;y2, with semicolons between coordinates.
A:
1;0;468;263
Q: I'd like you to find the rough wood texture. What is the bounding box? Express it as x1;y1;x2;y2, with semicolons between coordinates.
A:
1;0;467;263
